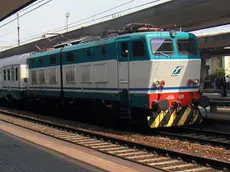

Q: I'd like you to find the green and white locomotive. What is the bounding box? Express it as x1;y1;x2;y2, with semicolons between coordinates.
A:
0;24;209;128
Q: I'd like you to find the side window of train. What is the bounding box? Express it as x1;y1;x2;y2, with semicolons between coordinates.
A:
38;57;43;65
30;59;34;67
67;51;75;63
11;67;15;81
120;42;128;57
3;69;6;81
27;59;32;68
7;69;10;81
87;49;92;57
50;55;56;65
101;47;106;55
132;41;145;57
15;67;18;81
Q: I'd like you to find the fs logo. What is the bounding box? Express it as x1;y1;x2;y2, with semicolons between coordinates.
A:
171;66;184;76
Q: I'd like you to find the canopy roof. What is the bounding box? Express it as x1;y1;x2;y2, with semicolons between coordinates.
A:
0;0;36;22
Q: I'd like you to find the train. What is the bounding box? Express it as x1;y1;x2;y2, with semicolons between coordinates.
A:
0;23;209;128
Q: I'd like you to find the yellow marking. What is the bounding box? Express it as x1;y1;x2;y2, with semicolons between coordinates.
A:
166;110;177;127
190;113;199;124
147;108;203;128
177;107;191;126
150;110;167;128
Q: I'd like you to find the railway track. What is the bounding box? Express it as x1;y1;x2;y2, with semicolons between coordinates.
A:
0;110;229;172
156;127;230;149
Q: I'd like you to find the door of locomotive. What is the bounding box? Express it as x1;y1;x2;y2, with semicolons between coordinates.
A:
116;38;131;116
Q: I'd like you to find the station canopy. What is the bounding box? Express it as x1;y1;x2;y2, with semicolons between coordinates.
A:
0;0;36;22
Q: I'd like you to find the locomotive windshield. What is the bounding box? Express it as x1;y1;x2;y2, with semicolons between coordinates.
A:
151;39;173;56
177;39;198;55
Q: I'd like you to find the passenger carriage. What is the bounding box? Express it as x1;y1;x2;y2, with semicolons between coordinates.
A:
0;53;29;106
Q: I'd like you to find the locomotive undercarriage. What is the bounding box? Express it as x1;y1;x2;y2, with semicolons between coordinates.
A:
0;94;209;128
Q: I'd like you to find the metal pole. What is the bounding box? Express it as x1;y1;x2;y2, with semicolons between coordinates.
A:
126;50;131;119
65;12;70;32
66;16;68;32
17;13;20;46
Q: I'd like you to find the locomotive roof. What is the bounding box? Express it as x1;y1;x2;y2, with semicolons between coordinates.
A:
28;31;197;59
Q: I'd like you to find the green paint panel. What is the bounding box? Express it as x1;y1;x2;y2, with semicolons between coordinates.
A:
130;94;149;108
0;89;25;99
27;89;148;108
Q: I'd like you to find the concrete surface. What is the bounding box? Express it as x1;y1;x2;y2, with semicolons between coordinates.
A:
0;129;104;172
0;120;161;172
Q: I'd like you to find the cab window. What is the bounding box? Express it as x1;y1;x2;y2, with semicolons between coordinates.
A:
177;39;198;55
151;39;173;56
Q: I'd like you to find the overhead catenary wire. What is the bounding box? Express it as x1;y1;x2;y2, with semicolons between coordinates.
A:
43;0;160;34
6;0;216;51
0;0;52;29
51;0;136;31
0;29;16;39
5;0;161;44
19;0;49;13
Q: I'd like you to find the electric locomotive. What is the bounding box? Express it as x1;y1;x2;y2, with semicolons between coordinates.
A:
0;24;209;128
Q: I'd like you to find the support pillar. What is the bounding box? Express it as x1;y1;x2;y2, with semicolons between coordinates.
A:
200;56;207;89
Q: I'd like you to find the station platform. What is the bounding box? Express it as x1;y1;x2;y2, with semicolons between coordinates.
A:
0;120;159;172
199;92;230;120
200;106;230;120
0;129;104;172
202;92;230;99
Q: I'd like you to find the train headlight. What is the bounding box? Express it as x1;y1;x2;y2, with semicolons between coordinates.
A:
153;81;160;87
187;79;193;86
153;80;165;88
193;79;199;85
160;80;165;87
170;30;177;38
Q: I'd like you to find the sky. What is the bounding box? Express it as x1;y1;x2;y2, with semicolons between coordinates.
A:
0;0;230;51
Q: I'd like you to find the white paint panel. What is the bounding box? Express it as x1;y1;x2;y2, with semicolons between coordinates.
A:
29;66;60;88
93;63;108;83
64;66;75;84
128;59;201;93
47;68;57;84
38;69;46;84
31;70;37;84
80;64;92;83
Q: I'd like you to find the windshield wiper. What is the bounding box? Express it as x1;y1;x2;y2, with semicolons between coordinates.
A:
154;51;170;57
180;52;193;56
